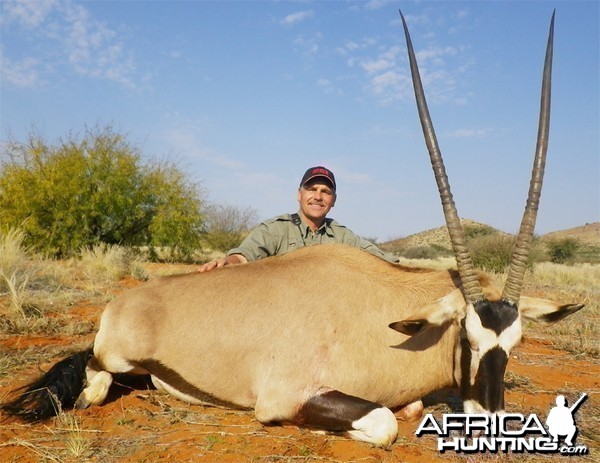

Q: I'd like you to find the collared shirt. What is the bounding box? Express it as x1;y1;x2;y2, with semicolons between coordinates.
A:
227;213;399;264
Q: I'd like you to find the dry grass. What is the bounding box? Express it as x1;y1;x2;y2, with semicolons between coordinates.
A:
78;244;148;283
1;231;598;462
0;228;33;318
0;237;150;333
398;256;457;271
523;262;599;358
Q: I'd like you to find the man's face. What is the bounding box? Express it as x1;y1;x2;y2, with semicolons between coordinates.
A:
297;179;336;225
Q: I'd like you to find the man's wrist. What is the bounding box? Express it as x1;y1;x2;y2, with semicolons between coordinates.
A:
226;254;247;265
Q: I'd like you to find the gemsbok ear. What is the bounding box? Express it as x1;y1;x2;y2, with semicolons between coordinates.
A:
518;297;584;324
389;289;466;336
389;319;428;336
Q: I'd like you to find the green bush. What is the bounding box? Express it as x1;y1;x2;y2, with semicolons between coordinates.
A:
468;233;546;273
547;238;579;264
468;234;515;273
463;224;495;240
0;126;205;258
400;245;452;260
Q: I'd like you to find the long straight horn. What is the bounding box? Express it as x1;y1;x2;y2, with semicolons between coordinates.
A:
502;11;555;305
399;10;483;304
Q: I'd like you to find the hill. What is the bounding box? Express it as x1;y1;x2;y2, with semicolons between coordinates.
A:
539;222;600;246
380;219;509;252
381;220;600;255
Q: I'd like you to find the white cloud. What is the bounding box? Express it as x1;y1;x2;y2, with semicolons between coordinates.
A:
280;10;314;26
360;58;393;74
1;0;139;89
337;26;471;105
1;0;58;28
416;46;458;64
449;128;491;138
368;70;411;104
293;33;321;56
0;53;42;87
364;0;390;11
317;77;343;95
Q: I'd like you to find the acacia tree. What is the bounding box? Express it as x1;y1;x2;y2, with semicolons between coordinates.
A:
0;126;205;257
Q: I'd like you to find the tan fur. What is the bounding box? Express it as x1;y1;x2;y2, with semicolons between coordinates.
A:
90;243;569;423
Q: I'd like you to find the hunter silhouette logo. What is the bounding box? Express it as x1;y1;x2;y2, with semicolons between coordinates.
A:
416;393;589;455
546;393;587;447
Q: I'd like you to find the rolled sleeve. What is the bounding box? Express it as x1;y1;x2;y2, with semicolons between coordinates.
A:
227;217;290;262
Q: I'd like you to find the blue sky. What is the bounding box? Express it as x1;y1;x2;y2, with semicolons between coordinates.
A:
1;0;598;242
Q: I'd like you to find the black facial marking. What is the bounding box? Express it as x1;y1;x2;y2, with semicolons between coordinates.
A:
458;322;473;400
473;346;509;412
296;390;381;432
459;318;510;413
474;300;519;335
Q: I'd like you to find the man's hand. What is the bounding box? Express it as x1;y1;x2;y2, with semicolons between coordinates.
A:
198;254;247;272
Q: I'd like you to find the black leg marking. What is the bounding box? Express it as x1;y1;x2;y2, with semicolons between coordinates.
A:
295;390;380;432
294;389;398;446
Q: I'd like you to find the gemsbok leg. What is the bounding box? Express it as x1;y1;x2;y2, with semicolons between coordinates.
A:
256;387;398;446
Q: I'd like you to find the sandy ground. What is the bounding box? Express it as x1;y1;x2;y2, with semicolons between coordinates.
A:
1;269;598;462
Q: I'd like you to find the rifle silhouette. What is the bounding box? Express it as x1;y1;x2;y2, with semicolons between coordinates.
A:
569;393;587;414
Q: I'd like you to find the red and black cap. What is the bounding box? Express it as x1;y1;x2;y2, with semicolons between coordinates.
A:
299;166;336;190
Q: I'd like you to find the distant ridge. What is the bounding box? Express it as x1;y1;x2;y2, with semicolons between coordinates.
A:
381;220;600;251
380;219;509;252
539;222;600;246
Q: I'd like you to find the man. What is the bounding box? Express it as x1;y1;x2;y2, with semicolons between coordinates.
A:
198;166;398;272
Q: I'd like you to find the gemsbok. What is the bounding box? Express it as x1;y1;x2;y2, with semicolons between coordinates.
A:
2;11;583;447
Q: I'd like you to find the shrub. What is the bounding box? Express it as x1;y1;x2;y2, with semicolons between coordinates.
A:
468;232;545;273
469;234;515;273
463;224;495;240
0;126;205;258
202;204;257;252
547;238;579;264
402;245;448;260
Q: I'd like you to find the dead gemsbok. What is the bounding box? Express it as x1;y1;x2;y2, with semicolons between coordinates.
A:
1;11;583;447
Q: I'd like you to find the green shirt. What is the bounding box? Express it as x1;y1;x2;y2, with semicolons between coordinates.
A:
227;213;399;264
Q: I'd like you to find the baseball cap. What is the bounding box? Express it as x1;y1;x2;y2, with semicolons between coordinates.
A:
299;166;336;190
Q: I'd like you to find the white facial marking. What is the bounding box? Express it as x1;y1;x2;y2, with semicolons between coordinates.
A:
462;304;522;386
498;315;523;352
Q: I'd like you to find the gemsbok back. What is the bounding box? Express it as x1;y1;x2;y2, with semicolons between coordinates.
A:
1;11;583;447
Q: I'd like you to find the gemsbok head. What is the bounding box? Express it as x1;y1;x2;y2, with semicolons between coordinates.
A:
391;9;565;415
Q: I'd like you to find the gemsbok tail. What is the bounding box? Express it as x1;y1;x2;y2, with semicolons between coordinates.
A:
1;348;93;422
